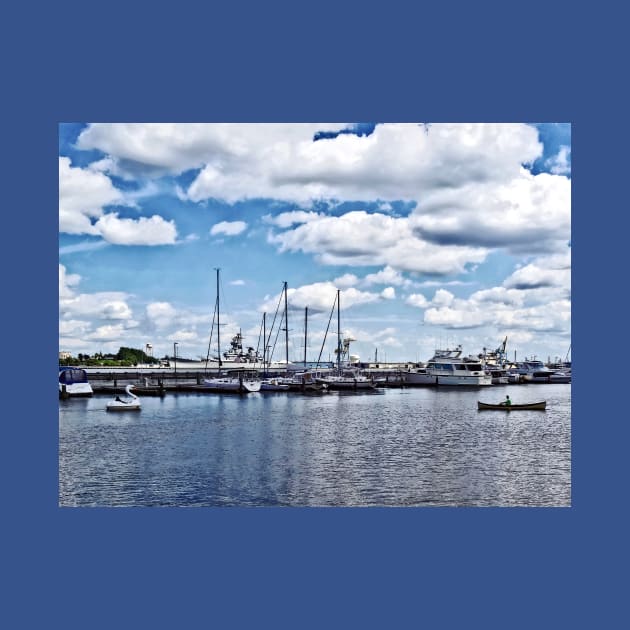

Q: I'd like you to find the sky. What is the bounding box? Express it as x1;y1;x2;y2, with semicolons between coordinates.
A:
59;123;571;364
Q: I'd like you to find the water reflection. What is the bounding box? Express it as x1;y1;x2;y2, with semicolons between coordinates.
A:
59;385;571;507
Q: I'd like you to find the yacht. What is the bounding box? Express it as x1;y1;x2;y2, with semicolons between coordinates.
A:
425;346;492;386
512;358;557;383
59;367;93;398
404;364;435;386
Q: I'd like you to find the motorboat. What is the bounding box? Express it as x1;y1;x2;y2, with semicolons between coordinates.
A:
316;368;376;390
106;385;141;411
59;367;93;398
202;369;261;393
512;359;557;383
425;346;492;386
404;365;435;386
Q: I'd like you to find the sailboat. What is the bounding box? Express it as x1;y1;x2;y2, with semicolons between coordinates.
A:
202;268;261;393
315;290;376;390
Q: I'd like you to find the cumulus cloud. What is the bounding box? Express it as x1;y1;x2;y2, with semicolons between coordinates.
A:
95;213;177;245
406;293;430;308
59;263;134;322
503;252;571;291
60;157;178;245
210;220;248;236
545;145;571;175
333;273;360;288
380;287;396;300
269;210;488;274
72;123;570;259
146;302;178;329
59;156;123;234
262;211;321;228
259;281;385;314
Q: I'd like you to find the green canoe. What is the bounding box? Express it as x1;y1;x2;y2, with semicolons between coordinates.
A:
477;401;546;410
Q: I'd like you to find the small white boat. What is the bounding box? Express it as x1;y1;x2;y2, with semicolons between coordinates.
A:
316;368;376;390
202;369;261;393
106;385;141;411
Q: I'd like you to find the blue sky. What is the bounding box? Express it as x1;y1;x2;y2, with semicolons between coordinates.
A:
59;123;571;363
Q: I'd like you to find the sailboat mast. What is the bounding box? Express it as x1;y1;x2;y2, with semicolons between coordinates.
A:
216;267;221;368
284;281;289;367
337;289;341;372
304;306;308;367
263;312;266;372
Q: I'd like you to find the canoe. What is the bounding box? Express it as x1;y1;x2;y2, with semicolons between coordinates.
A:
477;401;546;410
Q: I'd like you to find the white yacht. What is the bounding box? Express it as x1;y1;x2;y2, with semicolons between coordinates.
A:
404;364;435;386
512;359;557;383
425;346;492;386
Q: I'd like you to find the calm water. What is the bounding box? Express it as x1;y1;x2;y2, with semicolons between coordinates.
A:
59;384;571;507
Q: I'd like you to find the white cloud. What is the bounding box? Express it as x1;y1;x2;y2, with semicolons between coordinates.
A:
262;211;321;228
545;145;571;175
60;157;178;245
406;293;429;309
95;213;178;245
59;264;134;321
259;281;385;314
72;123;570;258
269;210;488;274
333;273;360;288
230;279;246;286
210;220;248;236
146;302;178;329
432;289;455;307
380;287;396;300
59;156;123;234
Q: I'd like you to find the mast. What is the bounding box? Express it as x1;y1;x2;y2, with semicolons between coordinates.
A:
337;288;341;372
304;306;308;367
284;281;289;367
215;267;221;368
263;312;266;373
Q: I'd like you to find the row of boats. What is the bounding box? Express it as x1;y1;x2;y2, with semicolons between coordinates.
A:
59;345;571;397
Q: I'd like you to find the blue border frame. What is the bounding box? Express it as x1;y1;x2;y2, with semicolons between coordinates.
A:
6;2;622;628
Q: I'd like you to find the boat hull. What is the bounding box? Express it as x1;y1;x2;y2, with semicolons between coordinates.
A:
106;403;141;411
434;375;493;386
201;378;261;393
477;401;546;410
404;372;436;385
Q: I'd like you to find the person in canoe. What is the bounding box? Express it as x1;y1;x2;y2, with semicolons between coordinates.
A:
502;395;512;407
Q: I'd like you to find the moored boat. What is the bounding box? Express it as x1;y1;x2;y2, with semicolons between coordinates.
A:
425;346;492;386
477;400;546;410
59;367;93;398
202;369;261;393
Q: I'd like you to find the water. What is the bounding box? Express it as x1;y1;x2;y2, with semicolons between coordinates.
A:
59;384;571;507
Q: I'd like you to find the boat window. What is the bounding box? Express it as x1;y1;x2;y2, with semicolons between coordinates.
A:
60;369;88;384
466;364;482;371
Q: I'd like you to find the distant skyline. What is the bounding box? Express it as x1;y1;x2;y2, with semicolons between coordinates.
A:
59;123;571;363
